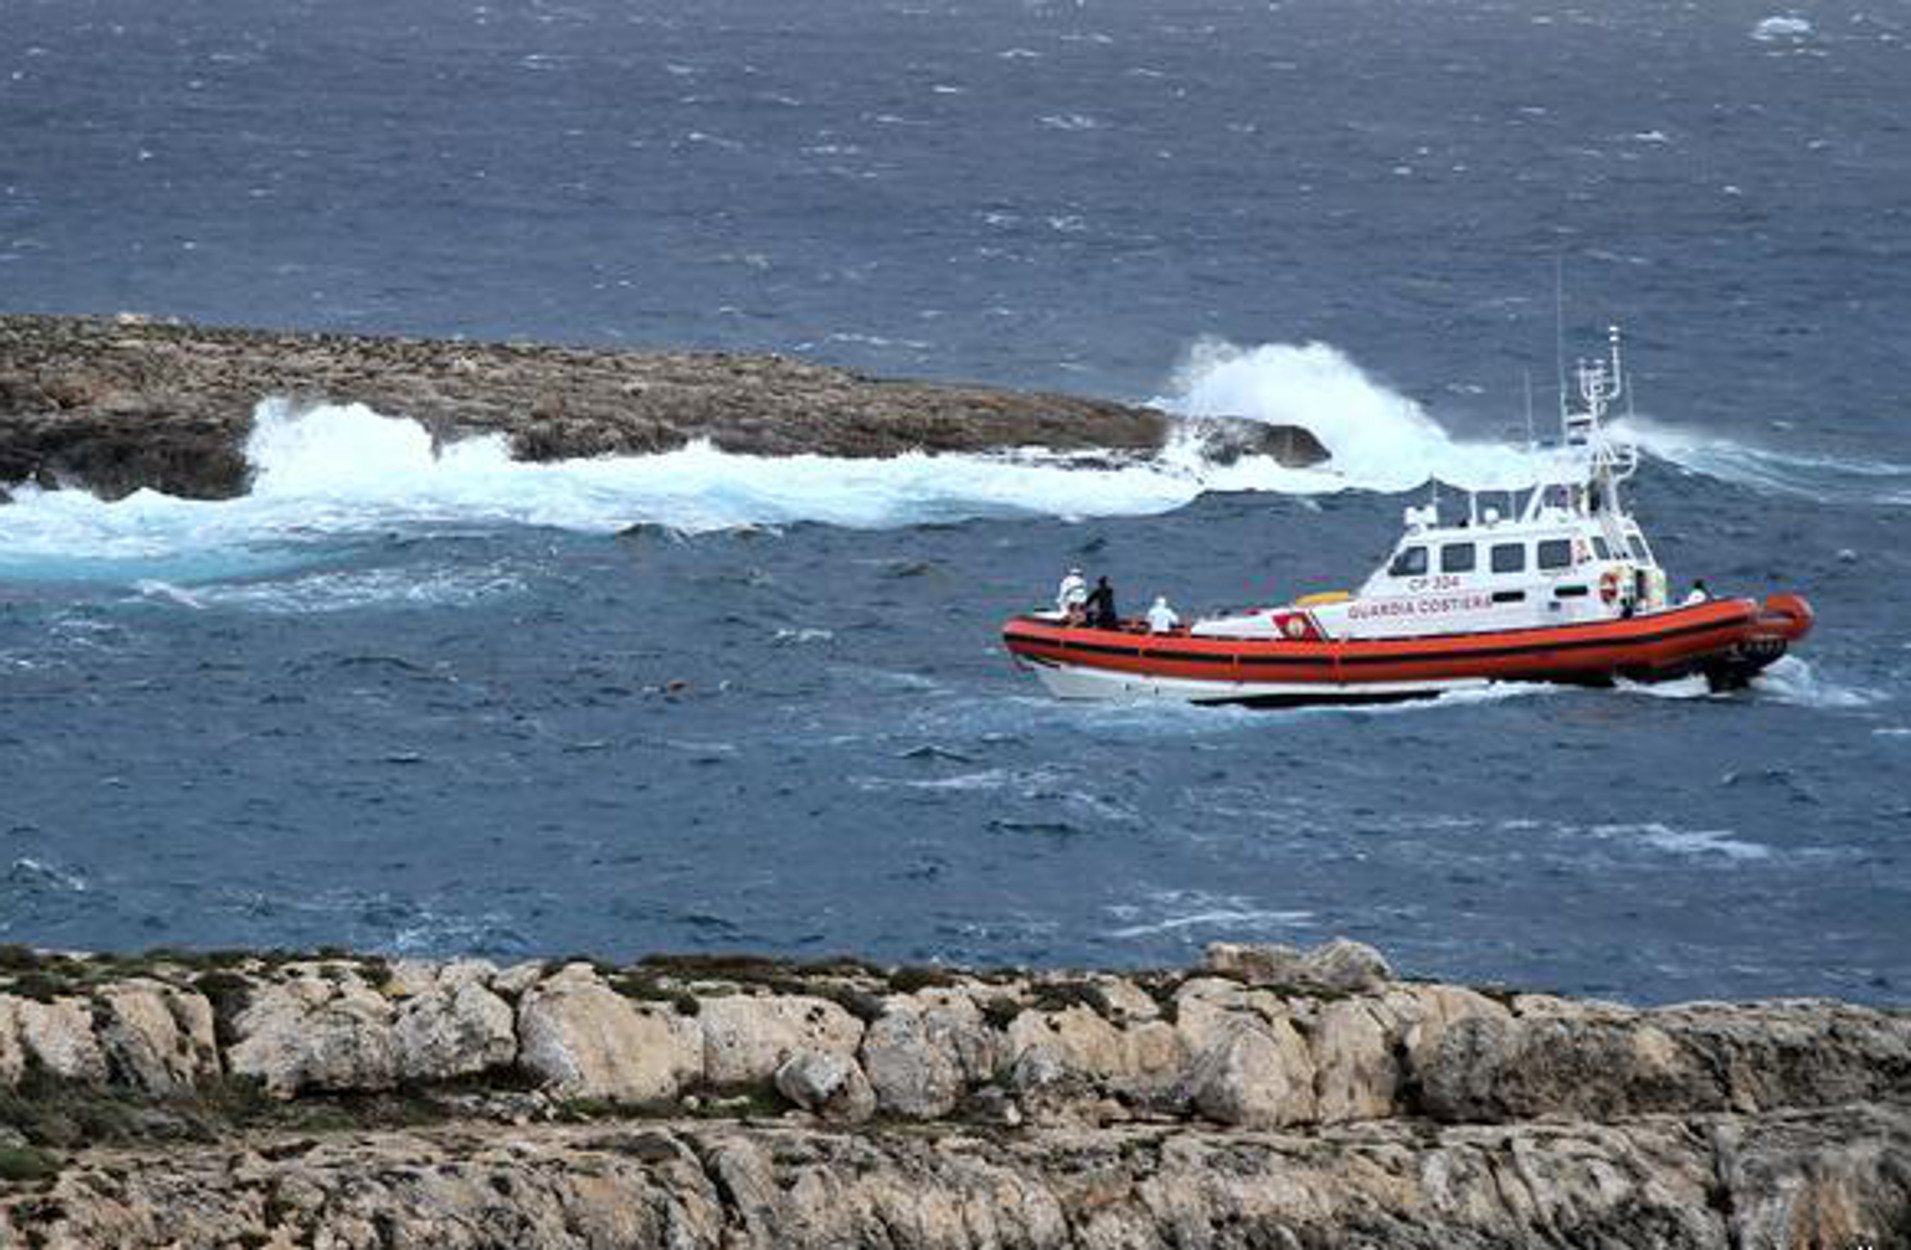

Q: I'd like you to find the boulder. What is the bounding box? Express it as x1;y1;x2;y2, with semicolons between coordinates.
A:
696;994;864;1088
516;972;700;1103
1381;982;1515;1093
1006;1005;1128;1083
226;971;400;1097
861;993;1001;1119
774;1049;877;1123
384;956;497;1001
1652;1000;1911;1115
12;995;109;1083
1182;1017;1317;1128
393;979;517;1083
1170;977;1285;1056
1203;938;1393;994
94;980;221;1094
1310;997;1400;1123
1416;1011;1720;1124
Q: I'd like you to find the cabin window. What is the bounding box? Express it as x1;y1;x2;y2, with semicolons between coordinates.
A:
1592;535;1612;560
1555;585;1589;598
1492;589;1526;603
1440;543;1476;573
1628;535;1655;566
1388;546;1429;577
1537;539;1573;570
1490;543;1525;574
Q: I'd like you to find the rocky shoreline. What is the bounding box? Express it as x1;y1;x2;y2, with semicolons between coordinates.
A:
1;940;1906;1247
0;314;1328;502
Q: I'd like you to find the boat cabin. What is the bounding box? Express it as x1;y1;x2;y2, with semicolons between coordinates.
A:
1193;326;1670;644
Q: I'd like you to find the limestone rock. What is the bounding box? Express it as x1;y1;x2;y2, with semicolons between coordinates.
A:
1652;999;1911;1115
774;1049;877;1123
861;993;1001;1119
1714;1102;1911;1250
1170;976;1287;1057
0;998;26;1087
1203;937;1393;994
95;980;221;1093
394;979;518;1082
226;970;400;1097
492;960;545;999
1006;1004;1129;1083
1417;1011;1720;1124
0;314;1330;503
1383;982;1515;1081
11;995;109;1083
697;993;863;1088
1310;997;1400;1123
516;972;700;1103
1182;1017;1317;1128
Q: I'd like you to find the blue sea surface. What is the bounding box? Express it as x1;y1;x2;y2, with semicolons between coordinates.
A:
2;0;1907;1003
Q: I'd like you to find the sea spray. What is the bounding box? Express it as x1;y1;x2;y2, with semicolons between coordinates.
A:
4;355;1897;588
1153;337;1559;493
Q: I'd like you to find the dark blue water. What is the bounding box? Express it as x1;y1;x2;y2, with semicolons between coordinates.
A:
2;0;1907;1003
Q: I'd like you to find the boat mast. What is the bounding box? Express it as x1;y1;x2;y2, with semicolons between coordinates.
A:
1567;325;1638;516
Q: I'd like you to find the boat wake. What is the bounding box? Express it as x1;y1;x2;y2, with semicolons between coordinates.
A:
1619;657;1881;709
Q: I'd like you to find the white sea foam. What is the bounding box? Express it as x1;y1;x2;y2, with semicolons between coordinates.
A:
1618;673;1715;700
1586;822;1772;862
1104;890;1315;940
0;357;1426;581
1751;656;1880;709
1153;338;1566;493
1620;659;1878;709
1752;15;1813;40
1613;415;1911;506
8;857;89;892
137;565;530;614
2;343;1891;587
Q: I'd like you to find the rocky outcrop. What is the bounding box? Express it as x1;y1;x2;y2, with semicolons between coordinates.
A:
0;313;1330;500
0;940;1906;1247
516;966;699;1104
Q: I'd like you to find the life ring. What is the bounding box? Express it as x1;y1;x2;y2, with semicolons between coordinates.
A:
1599;569;1623;604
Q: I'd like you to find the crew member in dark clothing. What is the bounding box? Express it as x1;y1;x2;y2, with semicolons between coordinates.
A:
1085;576;1118;629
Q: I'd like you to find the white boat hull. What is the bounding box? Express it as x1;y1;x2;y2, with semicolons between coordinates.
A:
1022;657;1488;706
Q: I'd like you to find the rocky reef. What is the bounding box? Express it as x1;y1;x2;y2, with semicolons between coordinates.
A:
0;314;1327;502
1;939;1906;1247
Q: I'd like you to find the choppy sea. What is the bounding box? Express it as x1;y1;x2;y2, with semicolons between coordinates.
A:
2;0;1906;1004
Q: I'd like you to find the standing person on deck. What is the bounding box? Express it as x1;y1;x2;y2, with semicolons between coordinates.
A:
1147;595;1179;633
1085;576;1117;629
1057;566;1088;621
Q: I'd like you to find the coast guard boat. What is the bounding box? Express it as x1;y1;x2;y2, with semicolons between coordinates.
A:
1003;329;1813;706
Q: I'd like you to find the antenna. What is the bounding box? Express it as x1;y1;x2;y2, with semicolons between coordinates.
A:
1522;368;1536;450
1553;256;1568;424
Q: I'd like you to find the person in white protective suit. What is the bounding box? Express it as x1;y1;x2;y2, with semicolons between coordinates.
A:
1147;595;1180;633
1057;566;1088;620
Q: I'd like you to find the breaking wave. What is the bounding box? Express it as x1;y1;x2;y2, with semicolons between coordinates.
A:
0;351;1552;581
1614;415;1911;506
1154;338;1561;493
2;341;1893;583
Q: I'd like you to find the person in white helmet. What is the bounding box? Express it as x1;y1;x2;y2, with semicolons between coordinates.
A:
1056;566;1088;621
1146;595;1180;633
